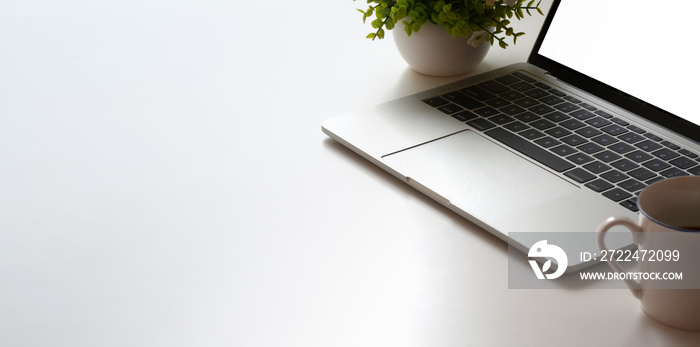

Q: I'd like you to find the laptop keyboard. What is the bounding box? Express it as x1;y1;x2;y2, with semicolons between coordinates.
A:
422;71;700;212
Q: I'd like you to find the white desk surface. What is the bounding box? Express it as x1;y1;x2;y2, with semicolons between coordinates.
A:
2;1;700;346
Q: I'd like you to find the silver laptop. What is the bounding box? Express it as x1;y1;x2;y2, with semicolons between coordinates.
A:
322;0;700;271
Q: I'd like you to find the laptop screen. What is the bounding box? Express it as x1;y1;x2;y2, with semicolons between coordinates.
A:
531;0;700;140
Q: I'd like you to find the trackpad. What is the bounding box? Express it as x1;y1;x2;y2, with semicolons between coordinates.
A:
381;130;578;221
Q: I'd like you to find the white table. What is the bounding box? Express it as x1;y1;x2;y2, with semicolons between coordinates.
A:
2;1;700;346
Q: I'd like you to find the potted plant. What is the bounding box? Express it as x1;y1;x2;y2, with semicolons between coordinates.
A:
357;0;544;76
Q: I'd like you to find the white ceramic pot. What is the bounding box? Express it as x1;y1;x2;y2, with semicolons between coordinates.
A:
393;21;491;77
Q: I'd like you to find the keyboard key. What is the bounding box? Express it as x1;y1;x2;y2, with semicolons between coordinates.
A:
644;133;663;141
611;117;629;126
687;166;700;175
577;142;604;154
661;168;688;178
461;85;497;101
601;169;629;183
618;179;646;193
580;103;597;111
484;127;575;172
625;150;653;163
535;137;561;148
474;106;500;117
628;167;657;181
544;111;570;122
620;199;639;212
661;141;680;150
609;142;636;154
567;153;594;165
444;92;484;109
575;126;603;138
500;105;525;116
489;114;516;125
596;110;614;118
565;168;596;183
486;97;510;108
628;196;639;206
496;74;520;85
549;89;566;97
561;134;587;146
514;112;541;123
503;121;530;132
601;124;628;136
611;158;638;172
551;144;578;156
594;150;622;163
467;118;497;131
642;159;671;172
519;129;545;140
560;119;586;130
545;127;572;138
670;156;697;169
652;148;680;160
583;161;612;174
451;111;478;122
586;179;614;192
540;95;564;105
513;71;536;83
586;117;612;128
628;125;646;133
679;149;699;158
479;80;510;94
591;134;619;146
438;104;464;114
554;102;581;113
564;95;582;103
515;97;540;108
618;132;644;143
571;109;595;120
530;104;555;115
531;119;556;130
524;88;549;99
603;188;632;202
501;90;525;101
511;81;535;92
424;96;449;107
635;140;663;152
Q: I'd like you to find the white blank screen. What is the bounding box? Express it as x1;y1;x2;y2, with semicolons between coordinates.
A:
538;1;700;126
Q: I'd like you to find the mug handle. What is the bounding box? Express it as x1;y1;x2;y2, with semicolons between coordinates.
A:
596;216;643;299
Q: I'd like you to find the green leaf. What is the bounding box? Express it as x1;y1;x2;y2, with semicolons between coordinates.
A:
411;21;421;32
385;18;395;30
356;0;543;48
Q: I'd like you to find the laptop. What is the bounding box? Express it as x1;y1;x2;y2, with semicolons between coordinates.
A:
322;0;700;272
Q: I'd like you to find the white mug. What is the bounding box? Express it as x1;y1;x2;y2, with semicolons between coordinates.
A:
597;176;700;331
